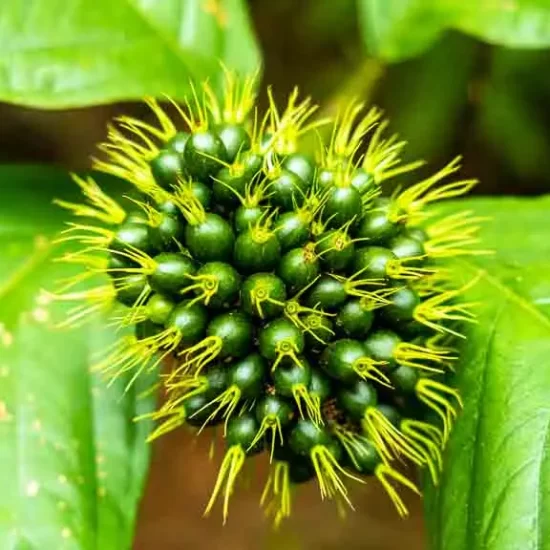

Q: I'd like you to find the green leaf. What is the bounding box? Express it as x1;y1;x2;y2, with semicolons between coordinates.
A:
0;166;155;549
0;0;261;108
424;195;550;549
358;0;550;61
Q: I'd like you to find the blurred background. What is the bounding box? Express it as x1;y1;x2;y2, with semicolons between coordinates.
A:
1;0;549;548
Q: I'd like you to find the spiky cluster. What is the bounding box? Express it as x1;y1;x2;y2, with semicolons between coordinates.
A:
54;69;486;525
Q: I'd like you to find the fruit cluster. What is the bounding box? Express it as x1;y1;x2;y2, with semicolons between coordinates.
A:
56;70;482;524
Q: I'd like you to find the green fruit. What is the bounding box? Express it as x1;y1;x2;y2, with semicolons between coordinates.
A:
337;379;377;421
306;276;346;311
336;300;374;339
255;395;294;427
356;208;399;246
149;253;196;295
228;353;267;398
234;230;281;273
150;149;182;189
347;437;381;474
185;393;223;428
146;293;175;325
277;246;319;293
115;274;148;307
111;222;157;255
322;186;362;228
189;181;212;209
167;301;208;347
283;153;316;186
272;357;312;396
234;205;265;233
274;211;310;252
226;413;263;454
381;285;420;324
308;369;332;403
216;123;251;163
167;131;189;156
259;318;304;362
316;229;355;272
155;213;185;252
201;363;229;399
288;420;331;456
389;234;426;260
320;339;369;384
207;311;254;359
195;262;241;309
184;130;228;181
241;273;287;319
363;329;401;368
303;313;334;353
316;168;335;192
351;168;375;196
212;168;247;208
185;213;235;262
268;170;307;210
352;246;397;280
391;365;418;394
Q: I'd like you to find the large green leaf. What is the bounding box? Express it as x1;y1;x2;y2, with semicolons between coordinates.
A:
424;195;550;549
0;166;155;549
358;0;550;61
0;0;260;108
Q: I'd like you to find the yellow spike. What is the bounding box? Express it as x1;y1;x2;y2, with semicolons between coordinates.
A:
204;445;246;524
248;415;285;463
375;463;421;518
292;384;324;426
393;342;456;373
260;461;292;527
193;386;242;435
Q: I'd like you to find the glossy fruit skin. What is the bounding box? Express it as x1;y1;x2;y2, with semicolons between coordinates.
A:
381;285;420;324
207;311;254;359
389;234;426;260
212;168;247;208
234;205;265;233
255;395;294;427
303;314;334;354
216;123;251;163
107;251;136;274
189;181;212;209
234;230;281;273
195;262;241;309
167;301;208;347
240;273;287;319
241;151;264;179
376;403;401;427
363;329;401;368
201;363;229;399
356;208;399;246
227;353;267;398
111;222;157;256
155;213;185;251
184;131;228;181
316;169;335;192
149;253;196;295
268;170;308;210
150;149;183;189
158;200;184;220
337;379;377;421
146;293;176;325
115;274;148;307
391;365;418;394
352;246;397;280
167;131;189;156
322;186;362;229
135;319;163;340
277;247;319;294
282;153;316;186
321;339;369;384
335;300;374;339
185;393;223;428
274;212;310;252
185;213;235;262
406;227;429;243
226;413;264;454
308;369;332;403
351;168;375;196
347;437;381;474
259;318;304;362
306;276;347;311
272;357;312;396
316;230;355;272
288;420;331;456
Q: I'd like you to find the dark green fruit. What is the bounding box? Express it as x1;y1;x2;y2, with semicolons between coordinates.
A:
283;153;316;186
241;273;287;319
255;395;294;427
114;274;148;307
303;313;334;353
406;227;429;243
272;357;312;396
150;149;182;189
308;369;332;403
195;262;241;309
226;413;263;454
389;234;426;260
185;213;235;262
234;230;281;273
167;131;189;156
146;293;175;325
337;379;377;421
241;151;264;179
157;200;184;220
167;301;208;347
391;365;418;394
212;168;247;208
353;246;397;280
111;222;156;255
207;311;254;359
376;403;401;427
228;353;267;398
316;230;355;272
363;329;401;368
320;338;369;383
189;181;212;209
277;246;319;293
201;364;229;399
216;123;251;163
356;208;399;246
107;251;135;273
149;253;196;295
381;285;420;324
268;170;307;210
348;437;381;474
306;276;346;311
274;211;310;252
288;458;316;483
155;213;185;251
336;300;374;339
234;205;265;233
351;168;375;196
185;393;223;428
135;319;163;340
184;130;228;181
322;186;362;228
316;169;335;192
259;318;304;362
288;420;331;456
